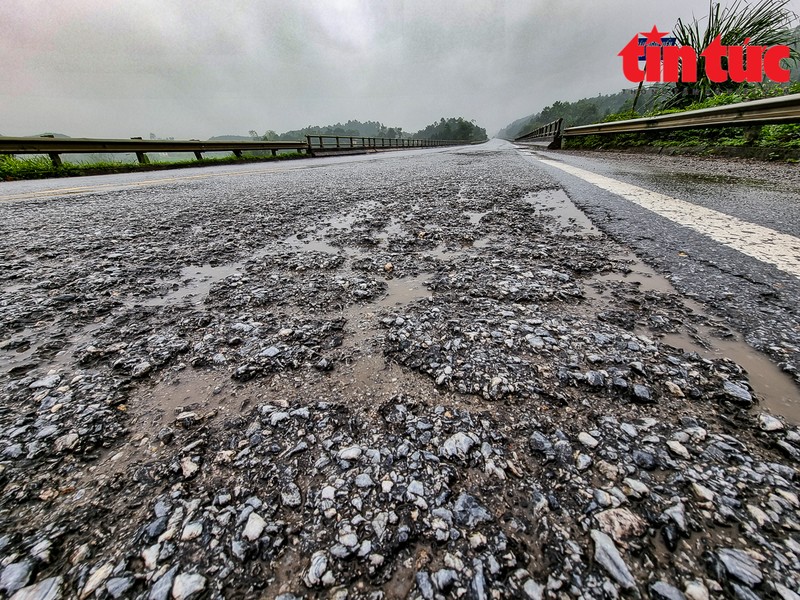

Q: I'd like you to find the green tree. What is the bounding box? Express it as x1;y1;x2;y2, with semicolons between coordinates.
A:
413;117;487;141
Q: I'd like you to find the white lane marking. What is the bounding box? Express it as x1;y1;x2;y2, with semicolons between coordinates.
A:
536;158;800;280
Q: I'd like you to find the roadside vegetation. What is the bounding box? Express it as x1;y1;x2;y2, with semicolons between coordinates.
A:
0;152;305;182
565;82;800;152
665;0;799;108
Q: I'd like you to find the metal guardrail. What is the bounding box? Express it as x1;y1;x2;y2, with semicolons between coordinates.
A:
305;135;467;154
514;119;563;149
0;134;470;167
563;93;800;138
0;136;310;167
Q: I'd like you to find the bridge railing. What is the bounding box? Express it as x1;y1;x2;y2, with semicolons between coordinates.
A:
305;135;466;154
0;136;311;167
514;118;563;149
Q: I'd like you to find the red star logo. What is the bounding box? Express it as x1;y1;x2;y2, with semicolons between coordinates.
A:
641;25;669;45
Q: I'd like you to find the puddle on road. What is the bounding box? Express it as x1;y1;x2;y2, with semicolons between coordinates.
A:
132;232;345;309
465;211;489;225
281;234;341;255
328;213;360;230
376;218;405;247
383;218;404;237
376;274;432;308
327;201;382;231
659;330;800;423
428;245;457;261
136;263;242;308
427;235;493;262
0;327;41;373
139;370;240;432
524;189;600;236
584;253;800;424
590;257;674;295
0;321;105;375
78;371;248;482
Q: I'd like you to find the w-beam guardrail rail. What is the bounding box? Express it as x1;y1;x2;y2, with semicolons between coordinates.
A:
305;135;466;155
0;136;311;167
514;118;563;150
0;134;473;167
563;93;800;141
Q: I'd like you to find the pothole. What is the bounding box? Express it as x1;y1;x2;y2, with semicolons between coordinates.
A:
524;189;600;236
465;211;489;225
376;274;432;308
136;263;243;307
281;234;342;255
585;253;800;424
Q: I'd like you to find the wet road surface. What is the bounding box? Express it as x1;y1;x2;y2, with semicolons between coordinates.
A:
0;140;798;599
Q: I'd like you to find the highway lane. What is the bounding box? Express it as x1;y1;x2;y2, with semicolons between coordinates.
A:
0;145;461;202
3;138;798;386
1;139;799;598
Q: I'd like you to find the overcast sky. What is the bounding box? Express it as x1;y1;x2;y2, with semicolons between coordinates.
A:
2;0;798;139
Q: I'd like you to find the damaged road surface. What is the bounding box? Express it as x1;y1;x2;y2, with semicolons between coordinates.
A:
0;140;799;599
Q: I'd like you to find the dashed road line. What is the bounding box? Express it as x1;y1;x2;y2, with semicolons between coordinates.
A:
536;158;800;280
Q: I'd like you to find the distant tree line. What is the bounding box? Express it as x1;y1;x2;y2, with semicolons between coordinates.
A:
412;117;487;142
496;89;662;140
250;120;408;142
243;117;487;143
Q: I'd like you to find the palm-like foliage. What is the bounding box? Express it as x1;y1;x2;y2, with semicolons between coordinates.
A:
665;0;799;107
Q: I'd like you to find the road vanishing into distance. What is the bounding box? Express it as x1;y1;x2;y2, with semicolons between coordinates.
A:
0;139;799;599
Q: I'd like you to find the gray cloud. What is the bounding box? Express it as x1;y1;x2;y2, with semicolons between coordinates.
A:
1;0;797;138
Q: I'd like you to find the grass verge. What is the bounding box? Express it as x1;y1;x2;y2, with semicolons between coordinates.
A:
0;152;309;181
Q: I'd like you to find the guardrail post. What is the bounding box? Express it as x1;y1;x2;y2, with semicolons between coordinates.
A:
48;153;62;167
194;151;203;160
305;136;315;157
549;118;564;150
271;149;278;157
233;150;243;158
130;138;150;164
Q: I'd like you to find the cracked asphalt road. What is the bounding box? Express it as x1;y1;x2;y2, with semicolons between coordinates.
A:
0;140;798;600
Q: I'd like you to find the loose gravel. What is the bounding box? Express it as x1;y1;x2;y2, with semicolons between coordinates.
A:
0;144;798;599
